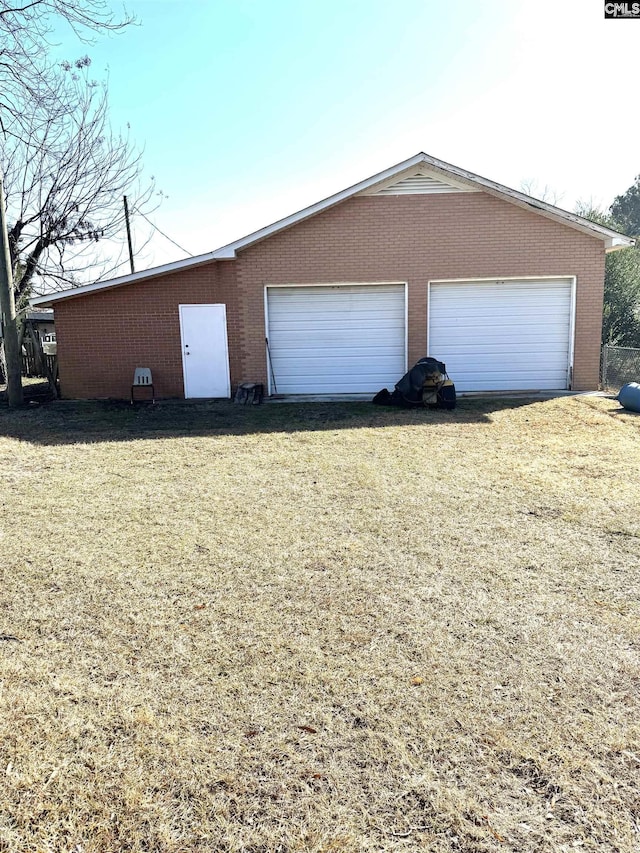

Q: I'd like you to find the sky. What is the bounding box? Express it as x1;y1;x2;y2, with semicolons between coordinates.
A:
49;0;640;274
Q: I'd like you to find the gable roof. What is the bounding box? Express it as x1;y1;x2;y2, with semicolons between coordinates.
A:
32;152;634;307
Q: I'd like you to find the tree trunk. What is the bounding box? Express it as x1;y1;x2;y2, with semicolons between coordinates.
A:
0;174;23;407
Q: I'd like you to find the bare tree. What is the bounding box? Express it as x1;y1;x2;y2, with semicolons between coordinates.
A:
2;64;158;309
0;171;22;404
0;0;134;133
0;0;131;37
0;2;150;406
519;178;564;207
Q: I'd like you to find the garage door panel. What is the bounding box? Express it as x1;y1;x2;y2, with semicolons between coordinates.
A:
431;305;570;321
459;369;569;382
270;318;404;333
429;279;572;392
431;322;570;337
272;354;404;370
272;336;404;351
432;335;571;352
270;323;405;335
277;379;386;393
432;296;570;315
272;284;402;298
431;294;570;308
269;309;405;322
436;351;570;366
431;310;569;324
272;345;404;358
431;294;569;308
267;284;406;394
460;377;567;392
270;295;402;313
270;304;404;317
440;362;569;378
431;281;570;297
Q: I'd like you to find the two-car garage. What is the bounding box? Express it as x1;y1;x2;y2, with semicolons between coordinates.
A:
265;278;574;395
32;152;623;400
33;152;623;400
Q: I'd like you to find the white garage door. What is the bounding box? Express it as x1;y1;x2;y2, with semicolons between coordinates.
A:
266;284;406;394
429;278;573;392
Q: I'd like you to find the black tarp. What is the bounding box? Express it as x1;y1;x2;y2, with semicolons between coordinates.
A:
372;357;452;408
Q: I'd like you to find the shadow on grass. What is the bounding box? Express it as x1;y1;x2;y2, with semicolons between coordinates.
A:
0;395;549;446
604;405;640;418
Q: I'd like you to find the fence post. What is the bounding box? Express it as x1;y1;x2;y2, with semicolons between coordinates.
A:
602;344;608;390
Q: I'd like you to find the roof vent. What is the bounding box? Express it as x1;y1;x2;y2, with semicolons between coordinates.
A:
377;173;464;194
364;169;477;196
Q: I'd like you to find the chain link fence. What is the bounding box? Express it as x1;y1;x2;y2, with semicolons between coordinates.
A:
602;345;640;391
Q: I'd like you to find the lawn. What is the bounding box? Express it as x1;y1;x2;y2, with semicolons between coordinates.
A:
0;395;639;852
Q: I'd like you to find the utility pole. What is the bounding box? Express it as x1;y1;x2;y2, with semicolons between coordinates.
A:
123;195;135;274
0;173;23;407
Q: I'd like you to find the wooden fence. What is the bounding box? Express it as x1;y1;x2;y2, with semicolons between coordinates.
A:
13;322;59;396
21;338;57;378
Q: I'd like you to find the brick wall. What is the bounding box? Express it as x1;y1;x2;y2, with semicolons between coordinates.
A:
238;193;604;391
55;260;238;399
54;191;605;398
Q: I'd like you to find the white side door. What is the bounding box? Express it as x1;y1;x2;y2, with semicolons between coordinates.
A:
179;304;230;398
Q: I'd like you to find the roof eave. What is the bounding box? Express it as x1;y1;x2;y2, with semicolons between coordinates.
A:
605;235;635;252
209;153;431;259
29;151;634;307
30;251;220;307
212;152;632;257
413;153;633;249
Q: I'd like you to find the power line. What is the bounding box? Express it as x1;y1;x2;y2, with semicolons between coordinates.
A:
133;206;193;256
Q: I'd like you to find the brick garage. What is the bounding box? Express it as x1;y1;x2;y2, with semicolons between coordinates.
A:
32;153;632;399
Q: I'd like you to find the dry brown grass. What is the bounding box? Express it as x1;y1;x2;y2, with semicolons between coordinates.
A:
0;394;639;852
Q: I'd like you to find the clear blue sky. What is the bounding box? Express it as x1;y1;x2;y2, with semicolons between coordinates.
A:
51;0;640;272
